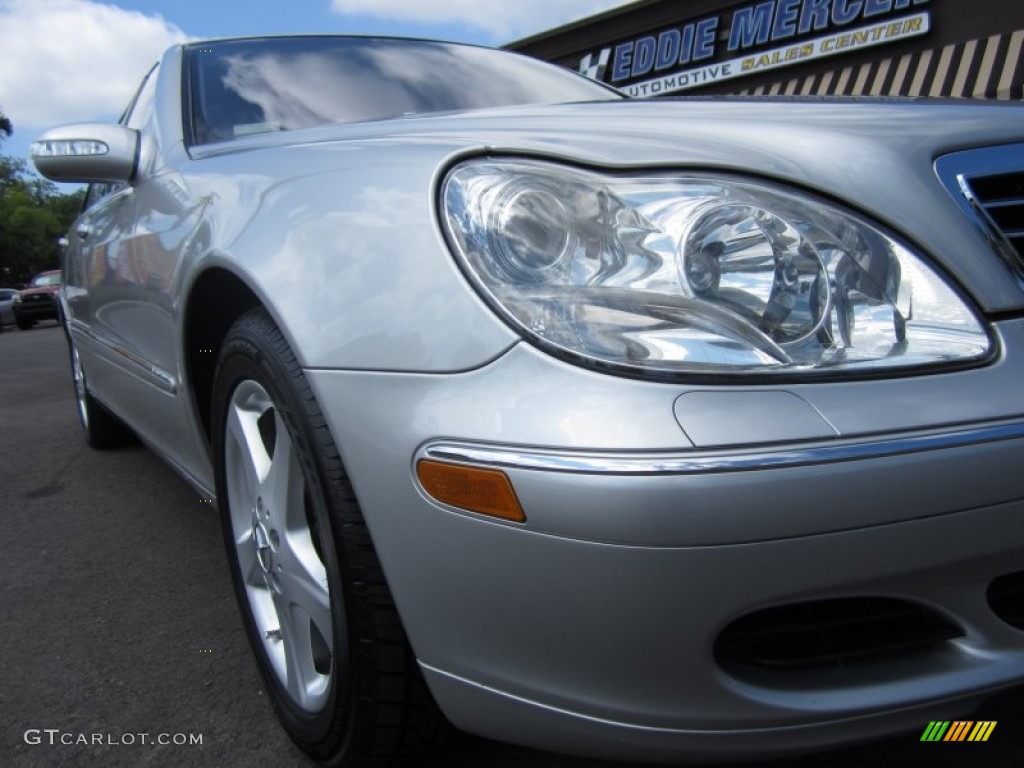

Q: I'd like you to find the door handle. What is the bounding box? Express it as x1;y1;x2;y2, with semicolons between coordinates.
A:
76;224;91;239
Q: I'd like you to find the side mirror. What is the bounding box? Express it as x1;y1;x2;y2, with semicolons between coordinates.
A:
31;123;139;184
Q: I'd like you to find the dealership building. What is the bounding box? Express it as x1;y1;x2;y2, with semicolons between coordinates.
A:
509;0;1024;102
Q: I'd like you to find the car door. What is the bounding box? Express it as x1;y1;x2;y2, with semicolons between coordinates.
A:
73;63;211;487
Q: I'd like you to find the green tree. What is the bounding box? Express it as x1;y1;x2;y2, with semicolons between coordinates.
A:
0;109;11;140
0;153;84;286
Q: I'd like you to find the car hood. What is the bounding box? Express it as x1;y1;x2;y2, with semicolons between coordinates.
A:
19;286;59;296
197;97;1024;312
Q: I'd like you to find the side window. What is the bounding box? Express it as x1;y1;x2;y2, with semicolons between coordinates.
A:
83;183;116;212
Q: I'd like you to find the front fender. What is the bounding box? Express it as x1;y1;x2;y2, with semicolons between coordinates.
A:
186;141;518;372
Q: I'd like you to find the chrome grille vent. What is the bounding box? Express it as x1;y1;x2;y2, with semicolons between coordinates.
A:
961;172;1024;259
936;143;1024;281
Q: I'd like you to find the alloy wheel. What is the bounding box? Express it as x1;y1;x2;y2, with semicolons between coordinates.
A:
224;379;338;713
71;344;89;431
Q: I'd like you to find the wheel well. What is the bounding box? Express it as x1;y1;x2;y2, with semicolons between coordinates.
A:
185;268;261;442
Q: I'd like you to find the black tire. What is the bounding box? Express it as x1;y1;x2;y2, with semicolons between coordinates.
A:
17;318;33;330
212;308;449;767
68;337;135;449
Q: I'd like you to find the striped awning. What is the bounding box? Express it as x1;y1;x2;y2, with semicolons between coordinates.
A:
738;29;1024;100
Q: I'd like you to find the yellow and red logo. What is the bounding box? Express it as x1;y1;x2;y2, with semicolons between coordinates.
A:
920;721;996;742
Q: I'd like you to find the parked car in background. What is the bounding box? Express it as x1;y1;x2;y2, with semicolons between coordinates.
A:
0;287;18;331
30;34;1024;768
12;270;61;330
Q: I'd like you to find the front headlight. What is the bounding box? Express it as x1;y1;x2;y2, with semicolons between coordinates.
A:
441;158;991;377
12;292;22;304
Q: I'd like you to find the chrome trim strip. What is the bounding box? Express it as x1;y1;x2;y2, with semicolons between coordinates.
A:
70;319;177;395
422;420;1024;476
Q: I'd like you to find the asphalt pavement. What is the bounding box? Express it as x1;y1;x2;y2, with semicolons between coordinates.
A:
1;323;1021;768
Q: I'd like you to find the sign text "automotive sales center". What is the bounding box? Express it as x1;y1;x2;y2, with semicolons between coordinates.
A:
578;0;931;96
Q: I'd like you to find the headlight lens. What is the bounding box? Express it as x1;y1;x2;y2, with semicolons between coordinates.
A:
12;292;22;303
441;159;990;376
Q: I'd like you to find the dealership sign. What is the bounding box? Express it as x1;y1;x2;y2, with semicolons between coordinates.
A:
578;0;932;96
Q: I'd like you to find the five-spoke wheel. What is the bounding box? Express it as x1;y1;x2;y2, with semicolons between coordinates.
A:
212;308;448;766
224;379;338;713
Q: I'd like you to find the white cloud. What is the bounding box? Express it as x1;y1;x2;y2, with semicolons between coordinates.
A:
0;0;187;132
330;0;634;42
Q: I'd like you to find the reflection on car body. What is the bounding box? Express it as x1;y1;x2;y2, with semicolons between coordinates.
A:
31;34;1024;767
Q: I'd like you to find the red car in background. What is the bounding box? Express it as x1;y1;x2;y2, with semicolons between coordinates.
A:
13;270;62;330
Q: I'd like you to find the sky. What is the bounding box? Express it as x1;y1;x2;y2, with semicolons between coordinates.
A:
0;0;635;164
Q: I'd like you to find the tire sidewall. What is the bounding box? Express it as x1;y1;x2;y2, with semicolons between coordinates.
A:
211;327;354;752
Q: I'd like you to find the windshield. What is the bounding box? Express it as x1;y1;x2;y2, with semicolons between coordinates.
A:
187;36;620;145
30;273;61;288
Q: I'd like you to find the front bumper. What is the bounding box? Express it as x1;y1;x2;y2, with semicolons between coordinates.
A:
418;490;1024;760
305;318;1024;761
13;299;58;322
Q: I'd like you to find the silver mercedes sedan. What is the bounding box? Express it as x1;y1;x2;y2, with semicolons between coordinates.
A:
32;35;1024;766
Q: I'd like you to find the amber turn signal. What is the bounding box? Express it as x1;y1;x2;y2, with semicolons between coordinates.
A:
416;459;525;522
